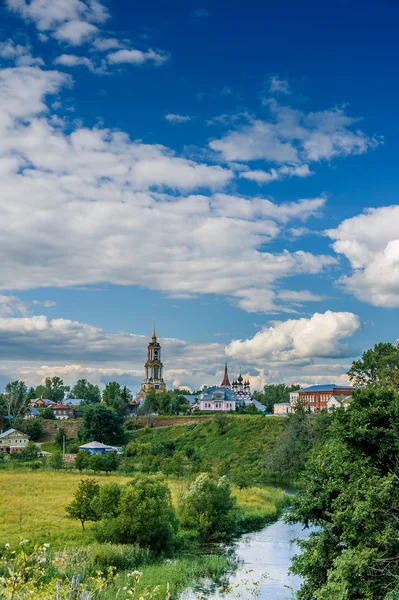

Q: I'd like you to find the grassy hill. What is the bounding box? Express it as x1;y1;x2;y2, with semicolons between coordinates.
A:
128;415;285;483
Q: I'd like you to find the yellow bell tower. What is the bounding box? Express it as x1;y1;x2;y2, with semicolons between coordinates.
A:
140;323;167;395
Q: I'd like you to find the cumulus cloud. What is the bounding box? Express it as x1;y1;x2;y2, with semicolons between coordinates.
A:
226;310;360;362
210;101;381;168
0;309;359;392
6;0;109;45
0;39;44;66
107;49;169;66
327;205;399;307
0;65;335;313
165;113;192;123
240;164;312;184
54;54;96;71
269;75;290;95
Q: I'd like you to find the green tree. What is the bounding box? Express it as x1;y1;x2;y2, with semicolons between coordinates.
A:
79;404;123;445
102;451;119;474
74;451;89;471
348;341;399;387
39;407;54;420
27;387;36;401
69;379;101;405
288;386;399;599
139;388;158;417
178;473;239;540
55;427;67;450
0;380;28;423
93;474;178;553
66;478;101;530
38;377;65;403
20;441;39;461
89;452;104;473
264;408;332;481
96;482;121;518
49;452;64;471
18;418;43;441
253;383;300;413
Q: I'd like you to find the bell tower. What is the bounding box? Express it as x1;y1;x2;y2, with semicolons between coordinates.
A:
140;323;167;395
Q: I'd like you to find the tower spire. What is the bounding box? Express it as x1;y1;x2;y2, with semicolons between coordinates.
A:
152;320;157;341
221;362;231;388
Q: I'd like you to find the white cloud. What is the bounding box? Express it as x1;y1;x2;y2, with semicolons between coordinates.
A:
269;75;290;95
6;0;109;45
226;310;360;362
54;54;95;71
0;65;336;313
92;37;123;51
327;205;399;307
210;102;381;167
240;164;312;184
165;113;192;123
0;39;44;67
107;49;169;66
277;290;325;304
0;295;29;317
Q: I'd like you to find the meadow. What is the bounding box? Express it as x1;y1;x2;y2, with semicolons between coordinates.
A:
0;470;290;548
0;469;290;598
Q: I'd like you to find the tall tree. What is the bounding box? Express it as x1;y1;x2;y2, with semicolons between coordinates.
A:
253;383;300;413
36;377;66;402
69;379;101;404
79;404;123;444
66;479;101;530
102;381;129;417
0;380;28;423
288;386;399;599
348;341;399;387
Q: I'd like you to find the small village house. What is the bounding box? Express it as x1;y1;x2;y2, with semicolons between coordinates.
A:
25;407;40;420
0;428;30;453
273;402;291;416
51;403;76;420
79;441;121;454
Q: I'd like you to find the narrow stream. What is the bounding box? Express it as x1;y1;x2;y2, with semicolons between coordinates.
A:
181;519;311;600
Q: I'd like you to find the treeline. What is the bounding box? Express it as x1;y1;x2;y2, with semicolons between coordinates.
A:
287;342;399;600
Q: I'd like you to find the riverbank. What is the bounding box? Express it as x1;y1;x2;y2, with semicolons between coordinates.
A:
0;471;291;599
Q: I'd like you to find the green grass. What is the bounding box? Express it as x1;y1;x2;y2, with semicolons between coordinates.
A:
129;415;285;482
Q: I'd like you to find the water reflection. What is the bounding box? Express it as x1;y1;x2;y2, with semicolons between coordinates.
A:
181;520;310;600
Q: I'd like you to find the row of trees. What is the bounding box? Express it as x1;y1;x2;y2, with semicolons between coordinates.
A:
288;342;399;600
66;472;240;550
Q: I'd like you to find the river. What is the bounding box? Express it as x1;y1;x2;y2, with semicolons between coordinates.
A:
181;519;310;600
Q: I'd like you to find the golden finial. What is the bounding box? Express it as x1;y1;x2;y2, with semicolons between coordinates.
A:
152;320;157;340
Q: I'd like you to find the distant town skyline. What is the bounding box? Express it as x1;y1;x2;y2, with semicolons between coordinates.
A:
0;0;398;393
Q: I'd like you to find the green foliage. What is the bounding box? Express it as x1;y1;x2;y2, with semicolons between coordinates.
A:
348;341;399;387
49;452;64;471
96;482;122;518
17;417;43;440
288;386;399;599
253;383;300;413
93;474;178;554
178;473;239;540
66;478;101;530
264;408;333;481
55;426;67;449
102;381;131;417
0;380;28;422
79;403;123;444
214;412;229;434
37;376;66;403
90;452;105;473
39;407;54;419
128;415;284;482
20;440;40;460
69;378;101;404
74;450;90;471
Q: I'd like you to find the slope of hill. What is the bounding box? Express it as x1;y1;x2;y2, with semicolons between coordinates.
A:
128;415;284;483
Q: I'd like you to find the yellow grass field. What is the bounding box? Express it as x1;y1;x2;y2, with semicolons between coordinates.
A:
0;470;289;548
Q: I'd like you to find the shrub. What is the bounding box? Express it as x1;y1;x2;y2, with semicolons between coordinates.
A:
93;473;178;554
178;473;239;540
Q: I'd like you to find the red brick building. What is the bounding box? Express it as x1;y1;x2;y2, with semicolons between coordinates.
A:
293;384;356;413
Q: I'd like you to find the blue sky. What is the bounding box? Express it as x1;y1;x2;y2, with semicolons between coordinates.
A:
0;0;398;393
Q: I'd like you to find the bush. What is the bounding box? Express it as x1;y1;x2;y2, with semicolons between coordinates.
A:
178;473;239;540
93;474;178;554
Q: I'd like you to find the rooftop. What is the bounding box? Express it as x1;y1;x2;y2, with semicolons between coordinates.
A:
79;441;114;449
300;384;355;393
0;428;26;439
